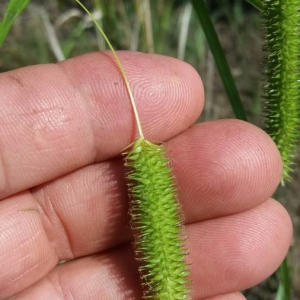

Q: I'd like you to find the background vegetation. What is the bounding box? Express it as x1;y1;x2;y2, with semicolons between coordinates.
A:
0;0;299;299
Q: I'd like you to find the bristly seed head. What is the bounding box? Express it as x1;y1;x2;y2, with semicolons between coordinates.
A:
262;0;300;182
126;137;190;300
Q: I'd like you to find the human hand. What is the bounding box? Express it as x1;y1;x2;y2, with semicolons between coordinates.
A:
0;52;292;300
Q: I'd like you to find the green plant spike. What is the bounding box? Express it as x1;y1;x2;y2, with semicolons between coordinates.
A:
0;0;32;47
75;1;190;299
262;0;300;182
126;138;189;300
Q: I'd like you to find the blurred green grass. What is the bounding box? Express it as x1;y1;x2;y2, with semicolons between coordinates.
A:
0;0;262;122
0;0;31;46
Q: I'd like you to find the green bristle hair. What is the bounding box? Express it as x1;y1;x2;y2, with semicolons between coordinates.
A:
126;138;189;299
263;0;300;181
74;1;190;299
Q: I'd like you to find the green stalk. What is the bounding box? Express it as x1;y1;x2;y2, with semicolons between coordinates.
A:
276;258;291;300
274;186;292;300
191;0;247;121
0;0;32;47
246;0;263;11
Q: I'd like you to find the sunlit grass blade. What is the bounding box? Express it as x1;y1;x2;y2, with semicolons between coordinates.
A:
177;2;192;61
276;258;291;300
191;0;247;121
39;7;65;62
0;0;32;47
246;0;263;11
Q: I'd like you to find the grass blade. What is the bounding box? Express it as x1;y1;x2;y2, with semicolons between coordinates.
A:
276;258;291;300
177;2;193;61
0;0;32;46
191;0;247;121
246;0;263;11
273;187;292;300
275;285;285;300
39;8;65;62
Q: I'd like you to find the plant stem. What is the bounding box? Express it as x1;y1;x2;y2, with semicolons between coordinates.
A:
75;0;144;138
246;0;263;11
276;258;292;300
278;259;291;297
191;0;247;121
274;186;292;300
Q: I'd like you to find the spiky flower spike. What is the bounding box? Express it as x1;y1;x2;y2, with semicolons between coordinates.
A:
263;0;300;181
74;1;190;298
126;138;189;299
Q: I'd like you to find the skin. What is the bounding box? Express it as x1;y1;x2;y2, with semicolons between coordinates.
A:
0;51;292;300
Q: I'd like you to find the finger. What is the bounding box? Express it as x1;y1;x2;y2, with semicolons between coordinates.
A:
0;51;203;199
187;200;292;299
6;200;292;300
31;119;281;258
7;246;141;300
202;293;246;300
168;119;282;222
0;192;58;299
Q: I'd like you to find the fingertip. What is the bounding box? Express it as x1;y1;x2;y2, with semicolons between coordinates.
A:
187;198;292;298
222;118;283;194
263;199;293;252
232;119;283;178
167;119;283;221
126;52;204;140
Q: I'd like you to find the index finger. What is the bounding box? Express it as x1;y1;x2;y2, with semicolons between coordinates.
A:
0;51;203;199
